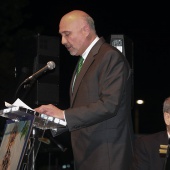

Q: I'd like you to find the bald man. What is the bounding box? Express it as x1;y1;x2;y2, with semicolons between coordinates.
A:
35;10;134;170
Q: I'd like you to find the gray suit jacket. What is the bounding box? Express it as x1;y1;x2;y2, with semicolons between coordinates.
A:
60;37;134;170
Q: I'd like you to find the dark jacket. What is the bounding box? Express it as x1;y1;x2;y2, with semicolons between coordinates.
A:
131;131;169;170
65;37;134;170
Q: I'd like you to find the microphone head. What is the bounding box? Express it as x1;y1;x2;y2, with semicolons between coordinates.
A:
47;61;56;70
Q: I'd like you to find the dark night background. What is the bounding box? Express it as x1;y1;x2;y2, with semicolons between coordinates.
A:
0;0;170;169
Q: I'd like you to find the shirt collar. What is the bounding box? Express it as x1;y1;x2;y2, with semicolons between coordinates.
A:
168;132;170;138
81;36;100;60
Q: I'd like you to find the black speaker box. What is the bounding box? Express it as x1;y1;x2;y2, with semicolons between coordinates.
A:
32;35;60;106
110;34;134;69
15;34;60;107
109;34;134;108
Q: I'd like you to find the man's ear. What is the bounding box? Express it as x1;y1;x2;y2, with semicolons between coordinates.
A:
83;24;90;36
164;112;170;125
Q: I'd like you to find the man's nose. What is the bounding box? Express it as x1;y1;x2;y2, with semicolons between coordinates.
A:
61;36;67;45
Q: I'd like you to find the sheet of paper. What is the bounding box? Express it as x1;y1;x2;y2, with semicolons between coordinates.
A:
12;98;33;110
5;98;33;110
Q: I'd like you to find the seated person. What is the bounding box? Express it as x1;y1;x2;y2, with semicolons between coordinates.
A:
131;96;170;170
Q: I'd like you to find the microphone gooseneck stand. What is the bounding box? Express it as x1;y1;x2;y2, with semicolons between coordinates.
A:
13;62;56;170
14;78;36;102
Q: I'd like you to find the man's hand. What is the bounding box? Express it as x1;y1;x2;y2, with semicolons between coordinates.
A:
34;104;65;120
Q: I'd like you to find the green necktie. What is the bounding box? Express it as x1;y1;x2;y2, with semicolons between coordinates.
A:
76;57;84;75
72;57;84;92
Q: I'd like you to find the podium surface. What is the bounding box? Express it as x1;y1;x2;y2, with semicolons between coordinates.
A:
0;106;66;130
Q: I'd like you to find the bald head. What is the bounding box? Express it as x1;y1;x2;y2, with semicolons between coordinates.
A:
59;10;97;56
62;10;89;21
60;10;95;31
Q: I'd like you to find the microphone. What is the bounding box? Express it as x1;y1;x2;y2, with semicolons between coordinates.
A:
23;61;55;83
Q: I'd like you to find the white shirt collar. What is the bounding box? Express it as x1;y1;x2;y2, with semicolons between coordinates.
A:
168;132;170;138
81;36;100;61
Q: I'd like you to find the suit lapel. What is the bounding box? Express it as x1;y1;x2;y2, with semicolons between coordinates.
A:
70;53;94;106
70;37;106;106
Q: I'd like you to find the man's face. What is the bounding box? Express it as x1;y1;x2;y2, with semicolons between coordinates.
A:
59;17;87;56
164;112;170;132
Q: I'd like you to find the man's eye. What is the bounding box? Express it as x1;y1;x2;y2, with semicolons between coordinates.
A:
65;32;70;37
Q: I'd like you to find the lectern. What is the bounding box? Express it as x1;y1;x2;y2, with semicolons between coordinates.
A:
0;106;66;170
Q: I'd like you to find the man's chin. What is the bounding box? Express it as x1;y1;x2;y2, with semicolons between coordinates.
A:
69;52;78;56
